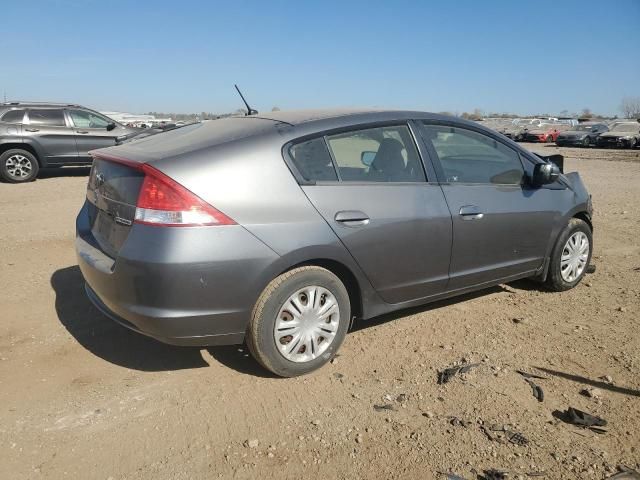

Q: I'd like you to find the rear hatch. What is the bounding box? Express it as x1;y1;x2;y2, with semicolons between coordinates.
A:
85;155;144;258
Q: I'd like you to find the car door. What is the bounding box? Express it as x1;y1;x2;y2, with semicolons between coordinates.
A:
23;108;78;165
418;122;558;290
67;109;120;161
289;123;452;304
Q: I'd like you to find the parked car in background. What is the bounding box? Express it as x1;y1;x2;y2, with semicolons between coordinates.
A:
596;121;640;149
556;123;609;147
498;118;544;141
523;124;569;143
0;102;137;183
76;109;594;377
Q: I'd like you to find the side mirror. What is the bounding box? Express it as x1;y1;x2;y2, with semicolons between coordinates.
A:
531;162;560;186
106;122;116;131
361;151;376;167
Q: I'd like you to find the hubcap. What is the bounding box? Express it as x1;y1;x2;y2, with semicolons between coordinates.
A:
5;155;33;179
274;286;340;363
560;231;589;282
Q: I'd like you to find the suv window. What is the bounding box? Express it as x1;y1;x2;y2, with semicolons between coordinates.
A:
68;109;112;129
326;125;426;182
28;109;66;127
289;137;338;182
1;109;25;123
421;124;524;185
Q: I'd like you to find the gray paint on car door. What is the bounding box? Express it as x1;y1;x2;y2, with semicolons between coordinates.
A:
303;183;452;304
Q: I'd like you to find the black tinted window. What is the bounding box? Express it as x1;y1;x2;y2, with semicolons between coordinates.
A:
28;109;66;127
1;109;25;123
326;125;426;182
421;124;524;184
289;138;338;181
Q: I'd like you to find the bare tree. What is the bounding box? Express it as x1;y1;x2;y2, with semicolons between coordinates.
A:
580;108;593;119
271;106;281;112
620;97;640;119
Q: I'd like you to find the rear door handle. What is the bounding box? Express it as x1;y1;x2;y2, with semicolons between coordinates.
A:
25;128;40;132
459;205;484;220
334;210;370;227
76;130;89;134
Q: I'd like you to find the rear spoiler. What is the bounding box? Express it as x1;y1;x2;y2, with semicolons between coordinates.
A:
534;153;564;173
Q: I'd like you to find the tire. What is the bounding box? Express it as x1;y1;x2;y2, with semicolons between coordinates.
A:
546;134;554;144
582;136;591;147
545;218;593;292
0;149;39;183
246;266;351;377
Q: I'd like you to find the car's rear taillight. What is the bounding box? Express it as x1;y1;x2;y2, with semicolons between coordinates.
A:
134;164;235;227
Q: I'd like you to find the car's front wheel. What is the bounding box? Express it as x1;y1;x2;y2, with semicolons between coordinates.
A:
582;136;591;147
246;266;351;377
0;149;39;183
545;218;592;291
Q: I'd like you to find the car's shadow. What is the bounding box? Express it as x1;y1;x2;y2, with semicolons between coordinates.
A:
52;266;541;376
39;166;91;179
51;266;274;376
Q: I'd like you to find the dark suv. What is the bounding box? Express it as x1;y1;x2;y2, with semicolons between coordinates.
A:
0;102;137;183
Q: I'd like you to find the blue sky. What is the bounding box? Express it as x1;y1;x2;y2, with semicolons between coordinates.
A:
2;0;639;115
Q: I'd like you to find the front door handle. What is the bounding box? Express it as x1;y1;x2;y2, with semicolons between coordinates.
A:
459;205;484;220
335;210;370;227
76;130;89;134
25;128;40;132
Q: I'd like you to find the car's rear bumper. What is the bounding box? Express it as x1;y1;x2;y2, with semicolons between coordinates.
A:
75;202;280;346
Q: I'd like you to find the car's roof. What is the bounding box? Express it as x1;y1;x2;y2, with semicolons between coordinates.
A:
248;108;384;125
98;108;486;164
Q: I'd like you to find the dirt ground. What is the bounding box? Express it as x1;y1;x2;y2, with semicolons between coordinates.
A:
1;144;639;480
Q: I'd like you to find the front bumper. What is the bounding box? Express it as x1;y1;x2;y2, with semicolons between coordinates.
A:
75;202;280;346
597;137;632;148
556;137;584;146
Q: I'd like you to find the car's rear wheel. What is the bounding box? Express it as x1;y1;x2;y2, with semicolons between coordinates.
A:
545;218;592;291
582;136;591;147
246;266;350;377
0;149;39;183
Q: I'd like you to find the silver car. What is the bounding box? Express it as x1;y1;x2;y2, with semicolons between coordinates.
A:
76;109;593;376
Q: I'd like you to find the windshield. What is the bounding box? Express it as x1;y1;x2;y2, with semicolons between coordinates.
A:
610;123;638;133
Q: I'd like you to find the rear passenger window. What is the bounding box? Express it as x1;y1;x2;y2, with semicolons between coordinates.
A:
1;109;25;123
326;125;425;182
28;109;66;127
289;137;338;182
421;124;524;185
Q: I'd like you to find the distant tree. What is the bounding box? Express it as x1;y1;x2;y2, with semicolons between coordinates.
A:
271;106;281;112
580;108;593;119
461;108;483;121
559;109;569;117
620;97;640;119
437;111;454;117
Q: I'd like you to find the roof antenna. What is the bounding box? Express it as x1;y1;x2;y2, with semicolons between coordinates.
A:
234;84;258;116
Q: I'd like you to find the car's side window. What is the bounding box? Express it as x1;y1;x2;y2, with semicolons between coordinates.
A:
1;109;25;124
325;125;426;182
28;109;66;127
68;109;111;129
289;137;338;182
421;123;524;185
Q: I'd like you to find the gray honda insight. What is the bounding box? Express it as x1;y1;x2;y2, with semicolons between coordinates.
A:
76;109;593;376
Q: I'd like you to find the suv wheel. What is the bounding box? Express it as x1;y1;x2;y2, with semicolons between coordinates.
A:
545;218;592;291
0;149;39;183
246;266;350;377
